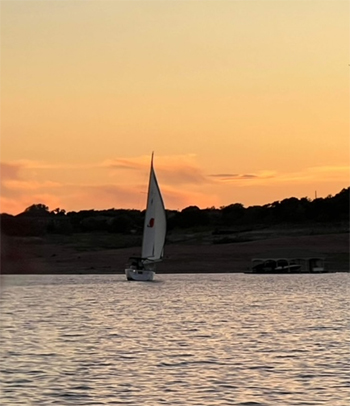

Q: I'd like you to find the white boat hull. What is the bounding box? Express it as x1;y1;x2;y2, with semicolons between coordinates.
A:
125;268;155;281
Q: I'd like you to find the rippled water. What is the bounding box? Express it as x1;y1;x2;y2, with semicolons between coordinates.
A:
1;273;349;405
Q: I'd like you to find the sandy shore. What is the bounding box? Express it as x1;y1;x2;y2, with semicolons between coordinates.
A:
1;231;348;274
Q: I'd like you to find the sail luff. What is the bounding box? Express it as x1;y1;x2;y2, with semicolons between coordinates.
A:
141;156;154;257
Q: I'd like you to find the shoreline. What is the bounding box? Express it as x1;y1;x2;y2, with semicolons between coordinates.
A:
1;229;348;275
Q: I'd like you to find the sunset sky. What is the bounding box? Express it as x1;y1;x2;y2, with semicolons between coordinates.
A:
1;0;349;215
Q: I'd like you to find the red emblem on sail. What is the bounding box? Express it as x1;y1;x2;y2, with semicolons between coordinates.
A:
148;218;155;227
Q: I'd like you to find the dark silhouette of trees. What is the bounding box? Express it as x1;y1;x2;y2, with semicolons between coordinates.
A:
1;187;348;236
170;206;210;229
24;203;50;216
221;203;245;226
51;208;66;216
244;205;266;225
267;197;307;223
107;214;133;233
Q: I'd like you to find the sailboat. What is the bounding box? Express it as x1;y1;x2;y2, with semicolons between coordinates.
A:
125;154;166;281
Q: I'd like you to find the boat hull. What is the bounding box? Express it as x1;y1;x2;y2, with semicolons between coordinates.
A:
246;257;327;274
125;268;155;281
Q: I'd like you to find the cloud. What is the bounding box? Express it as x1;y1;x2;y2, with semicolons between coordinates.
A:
0;162;21;180
307;165;349;176
60;182;218;212
210;173;259;180
209;165;349;186
0;162;24;199
103;154;211;186
272;165;349;184
162;186;220;210
0;158;348;214
2;180;62;191
156;155;210;185
60;184;145;211
1;160;107;175
209;173;239;178
102;158;146;171
0;161;67;213
209;171;276;182
1;155;212;187
0;196;24;215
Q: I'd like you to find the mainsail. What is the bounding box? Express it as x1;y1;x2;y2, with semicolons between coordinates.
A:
141;155;166;262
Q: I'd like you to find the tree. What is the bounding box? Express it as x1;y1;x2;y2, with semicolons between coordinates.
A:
108;214;133;233
24;204;50;216
174;206;209;228
221;203;245;225
51;208;66;216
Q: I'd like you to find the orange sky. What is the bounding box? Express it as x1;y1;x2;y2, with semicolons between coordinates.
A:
1;0;349;215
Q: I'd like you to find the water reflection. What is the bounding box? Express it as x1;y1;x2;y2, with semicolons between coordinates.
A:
1;273;349;405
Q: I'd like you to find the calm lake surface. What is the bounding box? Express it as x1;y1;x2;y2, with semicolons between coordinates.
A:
1;273;349;406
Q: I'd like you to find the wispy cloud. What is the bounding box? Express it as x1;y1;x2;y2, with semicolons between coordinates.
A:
1;159;120;174
272;165;349;184
307;165;349;175
209;165;349;186
209;171;276;182
0;162;21;180
157;154;210;185
1;155;212;186
102;157;147;171
103;154;211;185
0;158;348;214
210;173;259;180
2;180;62;191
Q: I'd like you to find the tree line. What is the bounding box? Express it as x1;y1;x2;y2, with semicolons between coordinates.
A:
1;187;348;237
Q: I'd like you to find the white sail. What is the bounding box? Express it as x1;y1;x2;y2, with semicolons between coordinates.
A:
141;155;166;262
125;154;166;280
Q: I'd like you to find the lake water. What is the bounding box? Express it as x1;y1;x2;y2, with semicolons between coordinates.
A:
1;273;349;406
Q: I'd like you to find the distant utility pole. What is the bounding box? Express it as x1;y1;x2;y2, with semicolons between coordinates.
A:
315;190;318;199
